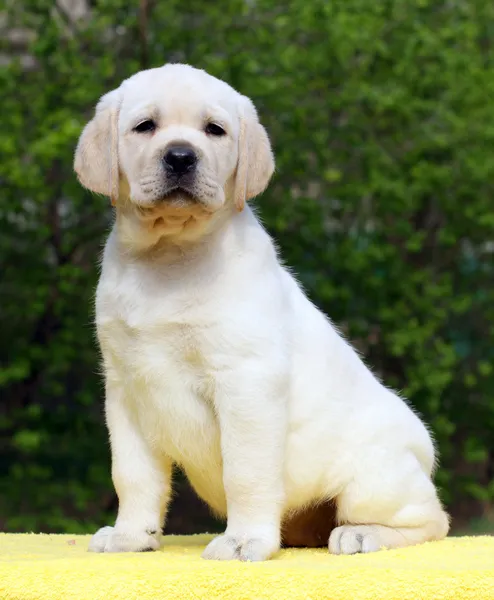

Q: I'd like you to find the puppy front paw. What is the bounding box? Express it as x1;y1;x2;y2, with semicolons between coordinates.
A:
202;532;279;562
88;525;161;553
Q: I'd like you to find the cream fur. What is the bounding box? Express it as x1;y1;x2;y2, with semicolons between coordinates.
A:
74;63;449;561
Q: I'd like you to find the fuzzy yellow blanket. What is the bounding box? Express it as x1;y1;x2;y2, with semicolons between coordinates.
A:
0;533;493;599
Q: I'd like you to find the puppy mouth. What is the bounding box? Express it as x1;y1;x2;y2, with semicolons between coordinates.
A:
158;186;198;205
137;184;213;231
136;185;213;224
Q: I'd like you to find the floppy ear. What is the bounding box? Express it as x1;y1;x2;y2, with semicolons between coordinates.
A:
234;96;275;211
74;88;122;205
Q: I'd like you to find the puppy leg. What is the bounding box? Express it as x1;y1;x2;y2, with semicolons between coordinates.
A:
89;381;172;553
202;372;286;562
329;453;449;555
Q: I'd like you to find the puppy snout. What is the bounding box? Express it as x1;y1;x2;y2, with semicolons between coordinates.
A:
163;145;197;176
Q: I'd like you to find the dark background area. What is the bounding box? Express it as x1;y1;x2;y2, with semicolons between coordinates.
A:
1;0;494;536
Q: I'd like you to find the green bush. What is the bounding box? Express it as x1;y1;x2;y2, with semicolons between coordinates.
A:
2;0;494;532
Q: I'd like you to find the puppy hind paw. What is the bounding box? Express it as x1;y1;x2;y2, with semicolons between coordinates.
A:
329;525;382;555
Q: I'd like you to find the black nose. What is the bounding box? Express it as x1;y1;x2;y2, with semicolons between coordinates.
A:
163;145;197;175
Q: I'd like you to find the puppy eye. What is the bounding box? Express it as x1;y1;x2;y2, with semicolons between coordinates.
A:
133;119;156;133
205;123;226;136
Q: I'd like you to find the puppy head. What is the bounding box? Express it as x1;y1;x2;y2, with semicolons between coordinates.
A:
74;64;274;244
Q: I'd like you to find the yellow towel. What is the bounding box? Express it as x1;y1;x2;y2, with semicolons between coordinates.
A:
0;533;493;600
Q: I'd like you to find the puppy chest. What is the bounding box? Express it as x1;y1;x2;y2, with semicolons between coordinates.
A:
100;318;221;466
100;316;210;379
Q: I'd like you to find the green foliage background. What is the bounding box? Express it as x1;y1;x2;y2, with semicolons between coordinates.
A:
1;0;494;533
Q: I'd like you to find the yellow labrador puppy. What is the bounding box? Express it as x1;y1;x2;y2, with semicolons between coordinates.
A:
74;64;449;560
